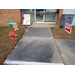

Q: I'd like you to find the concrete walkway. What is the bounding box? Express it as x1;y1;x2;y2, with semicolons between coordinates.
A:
4;27;63;65
55;39;75;65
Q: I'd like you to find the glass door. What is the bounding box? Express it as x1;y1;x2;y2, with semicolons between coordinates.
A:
36;9;44;23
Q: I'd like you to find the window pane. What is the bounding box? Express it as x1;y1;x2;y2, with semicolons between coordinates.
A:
45;9;57;12
45;9;57;22
36;9;44;12
23;9;34;11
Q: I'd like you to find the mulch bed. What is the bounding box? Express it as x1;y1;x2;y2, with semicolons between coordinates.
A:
51;28;75;39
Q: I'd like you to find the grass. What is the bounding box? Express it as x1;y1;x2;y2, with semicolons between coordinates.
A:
59;25;75;29
0;25;27;65
0;50;5;53
72;26;75;29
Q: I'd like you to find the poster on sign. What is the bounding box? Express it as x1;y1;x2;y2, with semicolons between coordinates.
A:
22;14;30;25
65;23;72;34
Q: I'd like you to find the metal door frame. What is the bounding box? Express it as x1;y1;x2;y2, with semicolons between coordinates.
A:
35;9;45;23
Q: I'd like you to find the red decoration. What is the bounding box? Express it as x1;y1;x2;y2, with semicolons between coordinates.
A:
23;17;24;19
13;22;16;25
11;34;17;39
42;12;45;15
9;30;13;32
9;30;17;40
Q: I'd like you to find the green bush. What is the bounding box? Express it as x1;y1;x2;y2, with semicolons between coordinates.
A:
50;27;54;29
59;26;63;28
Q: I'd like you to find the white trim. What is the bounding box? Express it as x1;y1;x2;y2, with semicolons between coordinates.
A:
34;9;36;23
4;60;64;65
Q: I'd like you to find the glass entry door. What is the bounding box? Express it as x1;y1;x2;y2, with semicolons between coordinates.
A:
36;9;44;22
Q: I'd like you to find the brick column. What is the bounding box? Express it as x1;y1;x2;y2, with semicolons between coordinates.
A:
56;9;63;26
20;9;23;25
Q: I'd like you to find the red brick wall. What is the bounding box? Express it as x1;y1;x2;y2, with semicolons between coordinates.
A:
20;9;23;24
0;9;21;26
56;9;63;26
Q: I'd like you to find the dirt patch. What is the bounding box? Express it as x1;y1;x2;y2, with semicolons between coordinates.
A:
51;27;75;39
0;25;27;65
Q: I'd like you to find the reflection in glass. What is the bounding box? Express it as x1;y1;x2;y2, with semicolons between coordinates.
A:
45;9;57;22
36;9;44;22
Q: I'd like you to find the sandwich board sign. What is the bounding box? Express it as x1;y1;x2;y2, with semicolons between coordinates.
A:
65;23;72;34
8;20;17;25
22;14;30;25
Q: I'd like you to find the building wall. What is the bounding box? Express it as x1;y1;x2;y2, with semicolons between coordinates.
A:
0;9;21;26
63;9;75;14
0;9;64;26
63;9;75;25
72;16;75;25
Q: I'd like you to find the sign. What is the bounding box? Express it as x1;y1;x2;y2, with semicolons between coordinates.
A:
13;22;16;25
65;23;72;34
8;20;17;25
22;14;30;25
